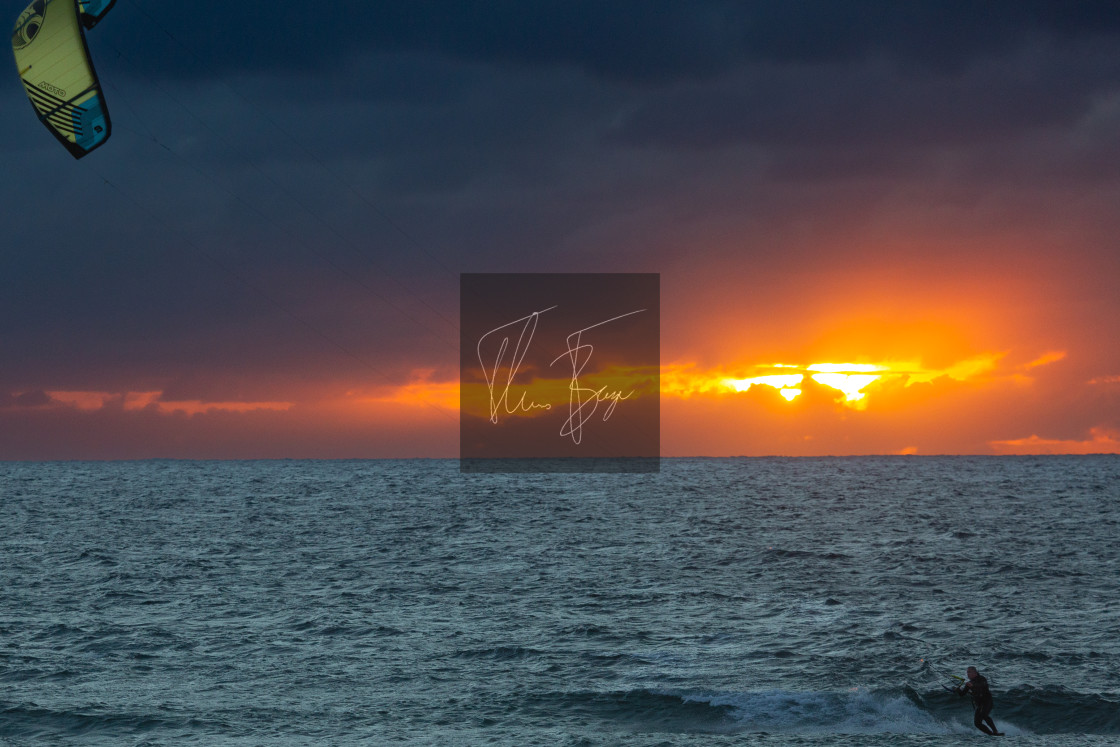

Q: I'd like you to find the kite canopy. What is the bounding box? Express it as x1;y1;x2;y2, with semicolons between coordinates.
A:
11;0;113;158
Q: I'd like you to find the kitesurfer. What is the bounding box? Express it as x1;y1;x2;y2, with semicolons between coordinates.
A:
956;666;1004;736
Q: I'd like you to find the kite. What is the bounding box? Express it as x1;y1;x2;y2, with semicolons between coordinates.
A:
11;0;115;158
77;0;115;28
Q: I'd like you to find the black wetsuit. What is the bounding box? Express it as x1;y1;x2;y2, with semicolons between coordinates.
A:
959;674;1000;735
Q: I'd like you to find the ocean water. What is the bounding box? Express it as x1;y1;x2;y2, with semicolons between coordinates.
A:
1;456;1118;745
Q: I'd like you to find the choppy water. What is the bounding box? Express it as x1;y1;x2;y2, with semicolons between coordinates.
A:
1;457;1118;745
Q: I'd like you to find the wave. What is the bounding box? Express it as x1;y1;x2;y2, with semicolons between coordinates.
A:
518;689;742;734
909;683;1120;735
990;685;1120;734
452;645;547;661
0;701;220;741
517;687;966;735
681;688;970;735
520;685;1120;735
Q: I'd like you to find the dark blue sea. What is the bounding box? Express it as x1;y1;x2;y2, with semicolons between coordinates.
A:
1;457;1118;745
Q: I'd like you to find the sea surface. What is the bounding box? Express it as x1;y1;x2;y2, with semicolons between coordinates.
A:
1;457;1118;745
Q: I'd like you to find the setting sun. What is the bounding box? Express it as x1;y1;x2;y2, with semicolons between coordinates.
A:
679;361;899;408
806;363;887;403
719;365;888;405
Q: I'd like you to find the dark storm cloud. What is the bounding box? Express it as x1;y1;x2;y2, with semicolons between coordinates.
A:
105;1;1120;83
78;0;1120;179
5;0;1120;420
0;389;51;408
612;38;1120;151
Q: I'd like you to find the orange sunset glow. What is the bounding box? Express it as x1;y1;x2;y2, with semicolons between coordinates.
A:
4;286;1117;462
675;355;1007;409
4;319;1117;459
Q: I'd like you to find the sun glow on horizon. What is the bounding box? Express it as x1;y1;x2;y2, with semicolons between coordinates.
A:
661;350;1022;408
716;363;888;405
807;363;888;403
721;373;807;402
722;374;804;391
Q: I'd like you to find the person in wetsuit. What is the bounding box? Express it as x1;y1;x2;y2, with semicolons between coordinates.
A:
956;666;1004;736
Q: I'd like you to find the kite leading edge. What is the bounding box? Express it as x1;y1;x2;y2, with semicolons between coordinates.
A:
78;0;115;29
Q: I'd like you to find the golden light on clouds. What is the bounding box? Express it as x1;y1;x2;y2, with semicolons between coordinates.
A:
662;351;1019;409
33;347;1065;423
9;342;1107;458
721;373;804;401
364;370;460;412
722;373;804;392
458;364;660;421
720;364;897;405
1025;351;1067;369
807;363;887;404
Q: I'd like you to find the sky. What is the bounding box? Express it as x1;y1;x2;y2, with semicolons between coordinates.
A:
3;0;1119;459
